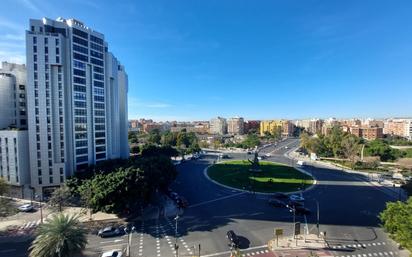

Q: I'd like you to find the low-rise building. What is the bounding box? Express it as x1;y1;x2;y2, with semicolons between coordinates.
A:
384;119;412;139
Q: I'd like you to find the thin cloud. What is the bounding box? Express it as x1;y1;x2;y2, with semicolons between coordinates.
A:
17;0;42;13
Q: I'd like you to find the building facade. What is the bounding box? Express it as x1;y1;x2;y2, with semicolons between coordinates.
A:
0;62;27;129
260;120;293;137
384;119;412;139
350;126;383;140
26;17;128;196
227;117;244;135
210;117;227;135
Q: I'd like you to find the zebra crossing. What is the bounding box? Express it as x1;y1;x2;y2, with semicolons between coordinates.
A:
331;242;387;249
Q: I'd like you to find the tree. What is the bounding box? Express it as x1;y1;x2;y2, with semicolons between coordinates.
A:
341;134;361;168
380;198;412;250
48;185;72;212
147;129;161;144
130;145;140;154
161;131;177;146
0;177;9;196
29;214;87;257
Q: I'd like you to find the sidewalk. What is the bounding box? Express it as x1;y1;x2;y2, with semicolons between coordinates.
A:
288;150;408;201
269;234;327;251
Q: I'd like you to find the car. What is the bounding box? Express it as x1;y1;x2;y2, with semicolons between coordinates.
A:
289;194;305;202
268;199;286;207
98;226;123;238
271;192;289;200
287;200;304;208
226;230;240;247
169;192;179;200
285;146;289;149
101;250;123;257
18;204;34;212
265;153;271;157
295;206;311;215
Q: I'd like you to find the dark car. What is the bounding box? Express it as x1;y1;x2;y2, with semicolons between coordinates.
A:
268;199;286;207
98;226;124;238
271;192;289;200
226;230;240;247
287;200;304;208
295;206;311;215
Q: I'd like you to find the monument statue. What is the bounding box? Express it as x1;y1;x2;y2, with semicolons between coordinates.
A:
248;151;261;173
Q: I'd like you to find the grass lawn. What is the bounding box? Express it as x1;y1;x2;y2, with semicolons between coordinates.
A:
207;160;313;193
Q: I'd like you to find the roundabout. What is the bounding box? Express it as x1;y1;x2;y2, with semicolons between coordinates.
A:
206;160;314;193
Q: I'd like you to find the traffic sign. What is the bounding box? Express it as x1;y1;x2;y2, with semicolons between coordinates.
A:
275;228;283;236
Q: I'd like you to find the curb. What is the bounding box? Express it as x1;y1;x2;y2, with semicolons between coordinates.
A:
203;161;318;196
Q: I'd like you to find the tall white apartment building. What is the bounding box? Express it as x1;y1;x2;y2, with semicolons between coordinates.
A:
210;117;227;135
26;17;128;196
0;62;30;197
0;62;27;129
227;117;244;135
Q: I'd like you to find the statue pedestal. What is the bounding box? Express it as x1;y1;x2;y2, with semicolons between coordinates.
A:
249;168;262;173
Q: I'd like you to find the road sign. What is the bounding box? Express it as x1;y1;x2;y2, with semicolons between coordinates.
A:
275;229;283;236
294;222;301;235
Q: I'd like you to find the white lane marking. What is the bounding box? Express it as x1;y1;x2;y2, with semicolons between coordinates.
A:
373;254;378;256
201;244;268;257
377;243;381;246
100;239;124;244
373;243;376;246
188;192;246;208
0;249;16;253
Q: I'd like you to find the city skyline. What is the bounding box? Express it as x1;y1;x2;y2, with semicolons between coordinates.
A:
1;1;412;121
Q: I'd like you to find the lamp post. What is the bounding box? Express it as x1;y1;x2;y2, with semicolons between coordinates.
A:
126;225;136;257
315;200;320;237
174;214;179;257
35;194;43;224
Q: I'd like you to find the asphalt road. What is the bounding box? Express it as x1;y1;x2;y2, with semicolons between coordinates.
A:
0;138;407;257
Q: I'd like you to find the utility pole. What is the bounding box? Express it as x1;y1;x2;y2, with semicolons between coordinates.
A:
174;214;179;257
316;200;320;237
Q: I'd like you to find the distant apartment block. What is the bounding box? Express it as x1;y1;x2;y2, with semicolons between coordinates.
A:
308;119;324;135
260;120;294;137
210;117;227;135
227;117;244;135
244;120;260;134
26;17;128;196
350;126;383;140
384;119;412;139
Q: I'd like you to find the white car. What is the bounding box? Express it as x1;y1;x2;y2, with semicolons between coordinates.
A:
18;204;34;212
289;194;305;202
101;250;123;257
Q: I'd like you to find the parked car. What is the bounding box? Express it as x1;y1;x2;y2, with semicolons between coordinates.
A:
268;199;286;207
18;204;34;212
287;200;304;208
295;206;311;215
176;197;188;208
271;192;289;200
98;226;123;238
289;194;305;202
101;250;123;257
226;230;240;247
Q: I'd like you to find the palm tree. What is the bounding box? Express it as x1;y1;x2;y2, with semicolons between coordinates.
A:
29;213;87;257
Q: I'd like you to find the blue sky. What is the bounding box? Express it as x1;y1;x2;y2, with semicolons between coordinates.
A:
1;0;411;121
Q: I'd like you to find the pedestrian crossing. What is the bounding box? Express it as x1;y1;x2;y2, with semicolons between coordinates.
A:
334;251;396;257
330;242;387;249
19;219;43;230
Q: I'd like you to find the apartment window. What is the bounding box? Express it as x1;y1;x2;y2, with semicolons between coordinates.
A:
96;153;106;160
60;176;64;183
39;27;43;32
34;54;37;62
31;26;35;32
34;63;37;71
76;156;88;163
56;38;59;45
49;177;53;184
49;167;53;175
37;143;40;150
34;81;38;88
37;160;41;167
56;56;60;63
45;46;48;54
38;177;42;185
33;45;37;53
45;55;48;63
44;38;48;44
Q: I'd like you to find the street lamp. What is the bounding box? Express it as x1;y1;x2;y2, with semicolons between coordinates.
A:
315;200;320;237
174;214;179;257
125;225;136;257
35;194;43;224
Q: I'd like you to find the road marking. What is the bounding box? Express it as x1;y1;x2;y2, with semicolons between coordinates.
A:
100;239;124;244
188;192;246;208
201;245;268;257
0;249;16;253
